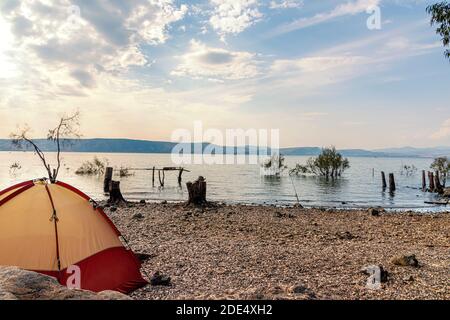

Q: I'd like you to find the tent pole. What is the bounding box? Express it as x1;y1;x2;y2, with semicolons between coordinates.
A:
45;184;62;276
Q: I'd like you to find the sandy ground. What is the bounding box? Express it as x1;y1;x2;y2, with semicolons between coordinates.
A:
103;202;449;300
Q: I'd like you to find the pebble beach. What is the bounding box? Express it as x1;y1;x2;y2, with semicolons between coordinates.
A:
103;202;450;300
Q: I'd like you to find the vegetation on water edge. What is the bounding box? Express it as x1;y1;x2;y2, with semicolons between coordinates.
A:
75;157;108;175
9;162;21;170
400;164;417;176
118;167;133;177
290;146;350;179
260;154;287;176
431;156;450;185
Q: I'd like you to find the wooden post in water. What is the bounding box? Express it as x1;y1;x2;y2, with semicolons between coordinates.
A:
422;170;426;191
381;171;387;190
104;167;113;193
158;169;165;187
152;166;155;187
389;173;396;192
178;168;184;186
434;171;442;193
429;171;435;192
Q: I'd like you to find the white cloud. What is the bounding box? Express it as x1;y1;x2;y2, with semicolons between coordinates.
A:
209;0;262;39
0;0;187;98
269;0;381;36
269;0;303;10
171;40;261;80
271;56;367;73
431;119;450;140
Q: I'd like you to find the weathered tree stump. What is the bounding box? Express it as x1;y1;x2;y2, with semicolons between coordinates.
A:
186;176;207;205
104;167;113;193
108;180;126;204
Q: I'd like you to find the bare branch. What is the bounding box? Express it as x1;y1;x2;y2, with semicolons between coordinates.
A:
10;110;81;182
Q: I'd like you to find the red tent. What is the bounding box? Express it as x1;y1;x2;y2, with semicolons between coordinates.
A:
0;179;147;293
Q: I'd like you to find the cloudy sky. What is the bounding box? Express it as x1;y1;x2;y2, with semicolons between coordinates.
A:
0;0;449;149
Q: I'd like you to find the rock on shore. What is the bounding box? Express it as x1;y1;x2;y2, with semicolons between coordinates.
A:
0;266;131;300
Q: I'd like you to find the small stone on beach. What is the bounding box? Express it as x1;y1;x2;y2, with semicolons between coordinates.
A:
150;272;171;286
336;231;355;240
132;212;144;220
391;254;419;267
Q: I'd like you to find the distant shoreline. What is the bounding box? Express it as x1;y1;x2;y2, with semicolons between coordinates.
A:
0;139;448;158
0;150;439;159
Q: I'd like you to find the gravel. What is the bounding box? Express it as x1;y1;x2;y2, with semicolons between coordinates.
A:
103;202;450;300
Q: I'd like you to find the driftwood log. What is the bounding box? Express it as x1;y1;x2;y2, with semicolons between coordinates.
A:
186;176;207;205
108;180;126;204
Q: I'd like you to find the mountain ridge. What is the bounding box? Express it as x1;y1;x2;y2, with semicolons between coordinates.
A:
0;139;448;158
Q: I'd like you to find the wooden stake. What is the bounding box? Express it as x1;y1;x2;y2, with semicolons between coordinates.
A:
104;167;113;193
389;173;396;192
381;171;387;190
422;170;426;191
429;171;435;192
158;169;165;187
152;166;155;187
178;168;184;186
434;171;442;193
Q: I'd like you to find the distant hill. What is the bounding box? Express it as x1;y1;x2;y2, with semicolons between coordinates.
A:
281;147;390;157
0;139;177;153
374;146;450;158
0;138;448;158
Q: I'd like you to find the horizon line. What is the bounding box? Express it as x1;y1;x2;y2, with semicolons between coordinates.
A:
1;137;450;151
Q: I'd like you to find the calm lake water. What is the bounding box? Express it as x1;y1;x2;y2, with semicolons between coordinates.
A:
0;151;446;211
